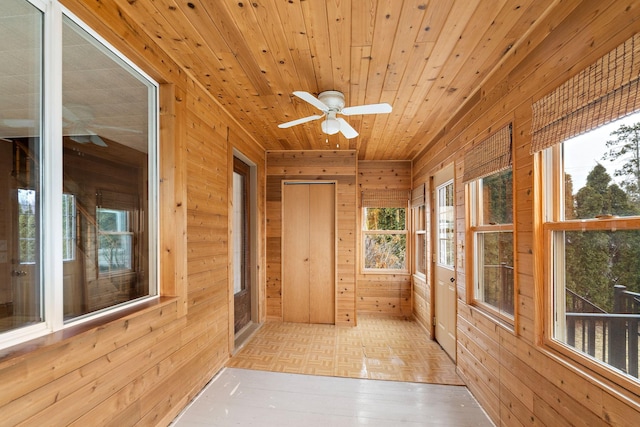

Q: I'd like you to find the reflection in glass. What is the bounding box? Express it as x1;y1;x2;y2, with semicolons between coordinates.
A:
0;1;43;332
61;17;155;320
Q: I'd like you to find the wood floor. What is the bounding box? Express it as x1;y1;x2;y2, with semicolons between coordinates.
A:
226;314;463;385
171;367;493;426
171;315;494;426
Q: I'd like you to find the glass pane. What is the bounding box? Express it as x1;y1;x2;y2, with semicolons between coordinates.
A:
437;182;454;266
0;1;43;332
233;171;244;294
415;233;426;275
556;229;640;380
62;194;76;261
475;231;514;316
563;113;640;220
480;169;513;225
364;207;406;231
62;16;155;320
364;234;406;269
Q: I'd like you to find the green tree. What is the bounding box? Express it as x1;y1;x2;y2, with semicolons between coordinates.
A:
566;164;640;312
602;122;640;205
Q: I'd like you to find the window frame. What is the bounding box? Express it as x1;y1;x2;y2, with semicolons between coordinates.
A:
412;205;427;278
0;0;160;348
541;141;640;394
466;170;515;326
361;206;409;273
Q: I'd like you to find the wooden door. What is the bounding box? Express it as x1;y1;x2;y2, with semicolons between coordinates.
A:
282;182;335;324
233;157;252;333
433;165;457;361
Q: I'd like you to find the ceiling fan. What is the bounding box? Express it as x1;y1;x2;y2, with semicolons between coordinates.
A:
278;91;392;139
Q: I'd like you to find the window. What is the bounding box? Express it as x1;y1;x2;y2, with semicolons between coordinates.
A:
97;208;133;274
18;189;37;264
361;189;409;272
535;33;640;385
411;184;426;276
465;124;514;321
543;118;640;382
468;170;514;319
363;207;407;270
0;0;158;343
62;194;76;262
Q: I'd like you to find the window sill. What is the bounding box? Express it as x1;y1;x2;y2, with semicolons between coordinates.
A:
540;338;640;407
469;302;515;333
0;296;179;364
361;270;410;276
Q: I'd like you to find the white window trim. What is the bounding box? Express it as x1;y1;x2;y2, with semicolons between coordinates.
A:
0;0;159;349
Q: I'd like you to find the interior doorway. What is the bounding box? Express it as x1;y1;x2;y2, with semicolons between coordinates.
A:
231;154;258;349
282;181;336;324
432;164;457;361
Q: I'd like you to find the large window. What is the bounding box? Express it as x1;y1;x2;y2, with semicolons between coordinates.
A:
535;33;640;385
468;170;514;320
544;117;640;383
0;0;158;344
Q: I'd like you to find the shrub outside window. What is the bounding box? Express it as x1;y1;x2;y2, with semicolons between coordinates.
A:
363;207;407;271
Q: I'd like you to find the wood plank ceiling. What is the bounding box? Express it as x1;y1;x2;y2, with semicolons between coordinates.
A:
95;0;560;160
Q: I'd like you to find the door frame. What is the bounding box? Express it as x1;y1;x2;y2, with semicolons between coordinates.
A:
281;180;338;324
430;163;457;361
228;150;258;353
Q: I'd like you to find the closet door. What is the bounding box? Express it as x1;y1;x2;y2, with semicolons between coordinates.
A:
282;184;310;323
282;182;335;324
309;184;335;324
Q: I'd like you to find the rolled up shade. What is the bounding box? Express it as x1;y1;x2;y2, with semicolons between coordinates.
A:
531;33;640;153
411;184;425;208
361;189;409;208
463;123;512;183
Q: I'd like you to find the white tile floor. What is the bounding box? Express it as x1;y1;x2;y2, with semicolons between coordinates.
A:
171;368;494;426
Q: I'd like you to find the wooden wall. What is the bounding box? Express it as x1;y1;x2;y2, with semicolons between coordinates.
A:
0;1;266;425
266;150;357;325
357;161;412;316
412;0;640;424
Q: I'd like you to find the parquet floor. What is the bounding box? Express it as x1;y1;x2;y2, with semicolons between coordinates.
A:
226;314;464;385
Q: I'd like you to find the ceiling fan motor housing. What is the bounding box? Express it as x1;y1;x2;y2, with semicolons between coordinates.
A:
318;90;345;112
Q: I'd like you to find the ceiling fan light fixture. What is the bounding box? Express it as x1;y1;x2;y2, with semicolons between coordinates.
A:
321;117;340;135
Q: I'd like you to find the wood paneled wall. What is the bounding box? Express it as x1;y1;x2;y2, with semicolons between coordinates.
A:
412;0;640;424
0;1;266;425
266;150;357;325
357;161;412;316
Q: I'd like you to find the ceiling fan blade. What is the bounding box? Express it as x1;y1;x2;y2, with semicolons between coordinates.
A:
337;118;359;139
278;114;324;128
2;118;37;128
90;134;108;147
69;134;108;147
341;103;392;115
293;91;329;112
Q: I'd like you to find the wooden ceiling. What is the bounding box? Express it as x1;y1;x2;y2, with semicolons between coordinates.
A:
96;0;560;160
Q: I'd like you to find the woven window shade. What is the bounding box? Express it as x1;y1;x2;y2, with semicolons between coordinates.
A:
463;123;512;183
411;184;425;208
531;33;640;153
361;189;409;208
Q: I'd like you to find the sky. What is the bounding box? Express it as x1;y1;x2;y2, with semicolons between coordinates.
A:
563;112;640;191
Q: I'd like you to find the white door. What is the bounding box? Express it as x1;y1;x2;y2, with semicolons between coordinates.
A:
433;164;456;361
